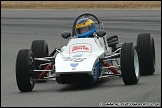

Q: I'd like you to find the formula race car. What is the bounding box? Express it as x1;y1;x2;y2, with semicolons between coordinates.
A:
16;13;155;92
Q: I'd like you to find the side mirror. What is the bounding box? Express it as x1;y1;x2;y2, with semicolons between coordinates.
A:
61;31;71;39
96;30;106;37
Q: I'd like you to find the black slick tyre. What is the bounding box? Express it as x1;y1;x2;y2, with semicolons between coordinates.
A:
136;33;155;75
16;49;35;92
30;40;49;60
120;43;140;85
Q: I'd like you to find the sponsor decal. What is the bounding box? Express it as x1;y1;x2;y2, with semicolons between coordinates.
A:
72;45;89;51
69;43;92;54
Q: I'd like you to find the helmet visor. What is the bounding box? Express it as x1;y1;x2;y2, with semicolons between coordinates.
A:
76;26;89;34
76;23;95;34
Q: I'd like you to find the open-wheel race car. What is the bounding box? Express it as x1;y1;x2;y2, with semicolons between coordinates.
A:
16;13;156;92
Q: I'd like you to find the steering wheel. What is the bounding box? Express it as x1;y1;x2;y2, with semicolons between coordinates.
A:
72;13;104;37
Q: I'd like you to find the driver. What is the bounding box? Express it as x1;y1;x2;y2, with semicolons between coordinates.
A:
75;18;96;38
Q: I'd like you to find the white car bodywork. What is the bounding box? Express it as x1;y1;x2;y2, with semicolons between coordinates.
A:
55;36;112;78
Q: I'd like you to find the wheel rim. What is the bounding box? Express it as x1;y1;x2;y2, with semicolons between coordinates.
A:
152;38;156;70
134;50;140;79
29;57;33;66
29;56;35;85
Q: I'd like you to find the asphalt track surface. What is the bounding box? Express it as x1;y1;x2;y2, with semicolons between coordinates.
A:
1;10;161;107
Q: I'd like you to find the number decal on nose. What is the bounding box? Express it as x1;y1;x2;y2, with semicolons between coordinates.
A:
62;57;87;62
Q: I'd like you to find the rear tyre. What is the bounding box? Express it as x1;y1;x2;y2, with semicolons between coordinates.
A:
120;43;140;85
31;40;49;81
31;40;49;60
16;49;35;92
136;33;155;75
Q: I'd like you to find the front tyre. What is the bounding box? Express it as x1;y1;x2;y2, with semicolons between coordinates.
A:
136;33;155;75
120;43;140;85
16;49;35;92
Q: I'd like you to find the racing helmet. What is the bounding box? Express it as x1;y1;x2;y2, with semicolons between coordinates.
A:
75;18;96;38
